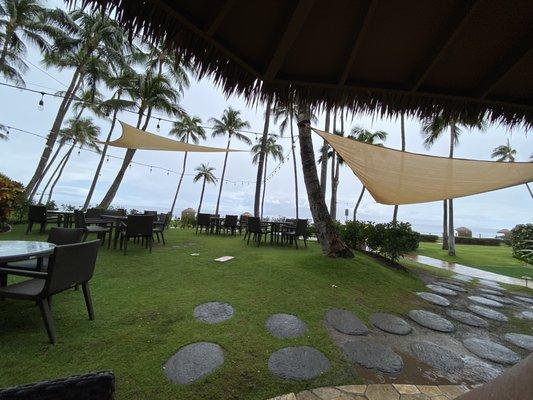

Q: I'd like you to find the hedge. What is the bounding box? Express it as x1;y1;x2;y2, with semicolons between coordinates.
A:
454;237;501;246
419;234;439;243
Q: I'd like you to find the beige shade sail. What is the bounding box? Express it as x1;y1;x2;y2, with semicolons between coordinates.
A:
101;121;244;152
313;128;533;205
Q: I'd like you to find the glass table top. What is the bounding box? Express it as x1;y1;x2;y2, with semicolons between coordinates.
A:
0;241;55;262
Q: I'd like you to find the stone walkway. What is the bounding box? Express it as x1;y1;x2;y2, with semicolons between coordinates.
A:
267;384;469;400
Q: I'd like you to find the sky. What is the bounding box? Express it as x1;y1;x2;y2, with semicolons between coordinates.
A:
1;1;531;237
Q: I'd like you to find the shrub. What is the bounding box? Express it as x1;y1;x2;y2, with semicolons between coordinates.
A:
180;214;196;228
367;222;420;262
419;234;439;243
510;224;533;264
0;173;25;229
339;220;374;250
306;223;316;238
454;237;501;246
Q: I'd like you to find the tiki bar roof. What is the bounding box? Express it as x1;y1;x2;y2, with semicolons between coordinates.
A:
80;0;533;127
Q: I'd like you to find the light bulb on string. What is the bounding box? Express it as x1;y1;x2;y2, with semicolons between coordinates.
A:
129;163;132;168
150;166;153;173
106;156;109;163
156;118;161;132
166;170;169;176
38;92;45;111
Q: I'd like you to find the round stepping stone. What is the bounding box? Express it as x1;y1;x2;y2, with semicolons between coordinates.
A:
517;310;533;320
164;342;224;384
268;346;330;380
479;288;504;297
417;292;451;307
436;281;467;292
480;293;517;305
266;314;307;339
479;279;504;290
446;309;489;328
340;337;403;374
325;309;369;335
408;310;455;333
426;284;457;296
467;304;508;322
504;333;533;351
463;338;520;365
453;274;473;282
514;296;533;305
369;313;412;335
193;302;234;324
468;296;504;308
410;341;464;373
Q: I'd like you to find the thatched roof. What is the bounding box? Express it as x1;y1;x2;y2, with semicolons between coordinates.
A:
78;0;533;127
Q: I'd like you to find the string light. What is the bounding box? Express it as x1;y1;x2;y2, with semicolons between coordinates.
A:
150;166;153;173
106;156;109;162
38;92;45;111
156;118;161;132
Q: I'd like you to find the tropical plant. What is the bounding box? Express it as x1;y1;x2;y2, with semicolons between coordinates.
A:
251;136;284;218
168;113;206;215
209;107;251;214
193;163;217;214
509;224;533;264
25;9;127;197
0;0;60;85
0;172;24;230
367;221;420;262
98;71;183;208
392;113;406;223
38;117;101;205
348;126;388;221
422;114;487;256
490;139;533;199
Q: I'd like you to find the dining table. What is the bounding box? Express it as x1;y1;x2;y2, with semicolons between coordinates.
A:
46;210;75;228
209;216;225;234
0;240;56;286
101;215;128;250
265;221;294;244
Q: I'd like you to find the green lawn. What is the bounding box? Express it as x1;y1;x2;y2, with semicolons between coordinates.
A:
414;242;533;279
0;225;430;400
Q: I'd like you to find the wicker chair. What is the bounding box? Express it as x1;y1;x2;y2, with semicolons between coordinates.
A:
119;215;154;254
153;213;170;245
25;205;61;234
246;217;270;246
223;215;238;235
74;211;111;248
195;213;211;234
0;240;100;344
281;219;308;248
0;371;115;400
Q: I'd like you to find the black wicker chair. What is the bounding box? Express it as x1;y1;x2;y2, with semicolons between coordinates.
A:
119;215;154;254
153;213;170;245
195;213;211;234
0;240;100;344
223;215;238;235
239;214;249;237
74;211;111;248
26;205;60;234
282;219;308;248
0;371;115;400
246;217;270;246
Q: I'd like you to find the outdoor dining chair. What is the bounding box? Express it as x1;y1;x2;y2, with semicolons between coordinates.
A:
246;217;271;246
153;213;170;245
119;215;154;254
25;205;61;234
196;213;211;234
0;240;100;344
7;227;84;271
281;219;308;248
238;214;249;236
223;215;238;235
74;210;112;248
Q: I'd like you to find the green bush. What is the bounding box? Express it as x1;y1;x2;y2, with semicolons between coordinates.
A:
0;173;25;229
306;223;316;238
367;222;420;262
180;214;196;228
510;224;533;264
339;220;374;250
454;237;501;246
419;234;439;243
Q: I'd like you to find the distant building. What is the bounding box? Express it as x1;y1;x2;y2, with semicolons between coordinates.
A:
497;229;510;238
455;227;472;237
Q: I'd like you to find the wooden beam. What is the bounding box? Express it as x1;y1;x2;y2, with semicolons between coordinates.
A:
338;0;377;86
263;0;316;81
410;0;480;92
477;39;533;99
206;0;235;36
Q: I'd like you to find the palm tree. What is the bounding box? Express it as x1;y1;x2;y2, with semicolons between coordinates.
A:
193;163;217;214
210;107;251;214
25;9;126;197
253;98;272;217
251;136;284;218
491;139;533;199
0;0;60;85
38;117;100;204
349;127;388;221
98;71;183;208
83;61;137;209
422;115;487;256
168;113;206;216
392;113;406;223
319;108;331;195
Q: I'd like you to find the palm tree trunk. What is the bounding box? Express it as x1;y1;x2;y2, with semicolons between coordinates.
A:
198;178;206;214
215;137;231;215
169;151;188;216
353;186;365;221
329;107;337;216
46;145;74;204
297;106;353;258
392;113;406;223
442;199;448;250
261;156;268;219
25;66;83;196
38;143;75;203
29;142;64;200
447;126;456;256
254;98;271;217
290;113;299;219
525;183;533;199
98;109;147;209
83;95;122;210
320;108;330;195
